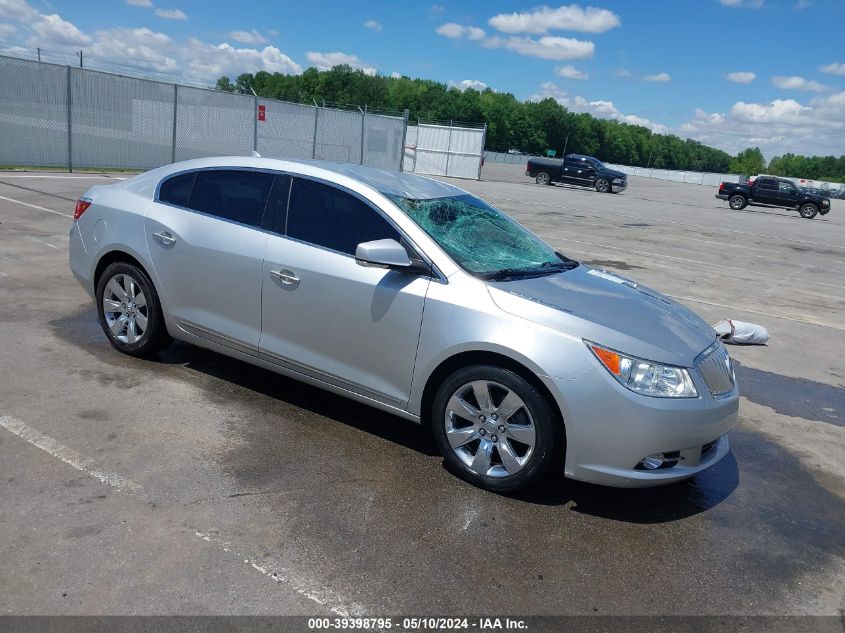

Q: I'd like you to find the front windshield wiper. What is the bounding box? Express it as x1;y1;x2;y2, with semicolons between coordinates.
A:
478;260;578;281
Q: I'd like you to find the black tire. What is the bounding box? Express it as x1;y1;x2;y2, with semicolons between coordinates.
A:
595;178;610;193
799;203;818;219
431;365;561;492
729;194;747;210
535;172;552;186
96;261;171;357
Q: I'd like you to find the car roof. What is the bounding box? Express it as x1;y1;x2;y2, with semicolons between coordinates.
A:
146;156;466;200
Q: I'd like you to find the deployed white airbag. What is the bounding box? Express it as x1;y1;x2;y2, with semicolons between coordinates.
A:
712;319;769;345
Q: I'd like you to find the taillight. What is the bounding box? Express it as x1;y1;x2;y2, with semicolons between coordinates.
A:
719;182;725;192
74;198;91;220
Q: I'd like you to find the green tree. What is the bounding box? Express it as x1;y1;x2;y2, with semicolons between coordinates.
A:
730;147;765;176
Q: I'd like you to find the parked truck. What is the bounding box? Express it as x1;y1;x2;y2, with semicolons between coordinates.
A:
716;176;831;219
526;154;627;193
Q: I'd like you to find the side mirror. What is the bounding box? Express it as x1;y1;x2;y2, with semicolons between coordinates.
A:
355;239;412;269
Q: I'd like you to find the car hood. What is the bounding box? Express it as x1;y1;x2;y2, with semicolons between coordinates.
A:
487;265;717;367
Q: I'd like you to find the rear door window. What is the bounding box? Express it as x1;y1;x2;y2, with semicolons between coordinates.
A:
758;178;776;190
158;172;196;207
285;177;400;256
187;170;274;227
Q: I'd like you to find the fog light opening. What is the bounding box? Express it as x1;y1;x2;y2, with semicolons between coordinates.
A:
641;453;665;470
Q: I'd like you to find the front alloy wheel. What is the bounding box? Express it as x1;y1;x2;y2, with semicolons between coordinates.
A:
595;178;610;193
799;203;818;219
432;366;559;492
445;380;536;478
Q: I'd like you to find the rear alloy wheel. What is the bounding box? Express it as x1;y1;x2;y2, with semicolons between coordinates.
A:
535;172;551;186
729;194;747;210
96;262;170;357
595;178;610;193
432;366;559;492
799;203;818;219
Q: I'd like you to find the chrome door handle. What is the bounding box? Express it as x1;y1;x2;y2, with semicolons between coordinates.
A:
270;269;300;286
152;231;176;246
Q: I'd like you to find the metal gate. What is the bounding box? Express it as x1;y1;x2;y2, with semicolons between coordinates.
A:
404;121;486;179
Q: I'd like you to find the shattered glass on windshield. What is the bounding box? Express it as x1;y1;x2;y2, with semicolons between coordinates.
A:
387;193;562;274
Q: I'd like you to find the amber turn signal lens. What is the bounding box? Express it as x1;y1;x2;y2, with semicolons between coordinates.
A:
590;345;620;375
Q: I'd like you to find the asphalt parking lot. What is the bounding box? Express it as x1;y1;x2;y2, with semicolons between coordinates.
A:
0;165;843;617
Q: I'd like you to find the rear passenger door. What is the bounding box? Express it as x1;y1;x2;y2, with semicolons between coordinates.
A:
145;169;276;354
259;176;430;408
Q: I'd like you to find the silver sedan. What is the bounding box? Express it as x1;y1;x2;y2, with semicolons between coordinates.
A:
69;156;738;492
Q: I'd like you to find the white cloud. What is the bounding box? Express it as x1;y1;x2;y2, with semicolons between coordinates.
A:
530;81;668;133
86;27;177;73
555;64;588;79
0;22;17;37
726;71;756;83
188;40;302;78
228;29;266;45
819;62;845;76
643;72;671;82
306;50;376;75
435;22;485;40
448;79;487;91
613;68;632;77
390;71;402;79
364;19;382;31
719;0;764;7
29;13;91;47
125;0;153;6
0;0;39;20
155;8;187;20
772;75;828;92
679;92;845;157
484;34;594;60
488;4;621;34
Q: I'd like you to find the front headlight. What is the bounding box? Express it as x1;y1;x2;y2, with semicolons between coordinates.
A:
586;341;698;398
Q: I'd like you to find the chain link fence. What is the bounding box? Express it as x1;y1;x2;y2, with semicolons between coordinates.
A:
0;54;409;172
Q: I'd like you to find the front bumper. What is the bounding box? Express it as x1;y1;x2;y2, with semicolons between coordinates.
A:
612;179;627;192
542;366;739;488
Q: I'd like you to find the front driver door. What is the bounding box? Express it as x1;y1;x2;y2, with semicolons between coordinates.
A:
259;176;430;408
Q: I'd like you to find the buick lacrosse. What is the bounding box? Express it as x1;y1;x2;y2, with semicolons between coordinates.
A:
70;157;738;491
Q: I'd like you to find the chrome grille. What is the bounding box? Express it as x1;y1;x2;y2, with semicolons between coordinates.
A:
696;343;735;398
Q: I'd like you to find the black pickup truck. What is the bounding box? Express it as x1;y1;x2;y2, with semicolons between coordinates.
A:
717;176;831;219
526;154;627;193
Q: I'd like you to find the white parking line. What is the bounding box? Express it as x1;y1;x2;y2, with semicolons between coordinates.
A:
0;194;72;218
0;415;142;493
0;414;356;615
194;531;362;617
25;235;61;250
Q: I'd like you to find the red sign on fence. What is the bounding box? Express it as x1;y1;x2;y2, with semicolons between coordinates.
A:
257;105;266;122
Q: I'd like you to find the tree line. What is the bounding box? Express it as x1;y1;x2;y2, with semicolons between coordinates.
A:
216;65;844;180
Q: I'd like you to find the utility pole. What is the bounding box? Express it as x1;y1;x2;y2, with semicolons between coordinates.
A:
562;133;570;158
78;50;82;68
37;48;41;62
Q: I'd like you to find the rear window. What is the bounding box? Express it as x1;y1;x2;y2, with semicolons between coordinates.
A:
158;172;195;207
187;170;274;227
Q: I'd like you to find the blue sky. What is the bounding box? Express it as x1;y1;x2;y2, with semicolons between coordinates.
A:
1;0;843;157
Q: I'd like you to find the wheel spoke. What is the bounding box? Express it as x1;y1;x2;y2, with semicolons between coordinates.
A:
122;275;136;300
448;394;480;421
470;439;493;475
134;312;148;332
471;381;493;412
506;423;535;446
447;426;479;449
497;440;523;474
109;314;127;336
108;278;128;301
496;390;523;421
103;298;122;312
133;292;147;309
125;320;137;344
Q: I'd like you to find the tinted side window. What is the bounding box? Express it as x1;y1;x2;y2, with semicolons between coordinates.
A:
286;178;400;255
778;181;795;194
159;172;195;207
758;178;776;190
188;170;274;227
